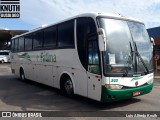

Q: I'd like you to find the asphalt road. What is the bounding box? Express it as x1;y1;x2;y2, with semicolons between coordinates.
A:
0;63;160;119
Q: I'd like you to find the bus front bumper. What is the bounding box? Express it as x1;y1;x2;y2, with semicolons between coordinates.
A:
101;83;153;102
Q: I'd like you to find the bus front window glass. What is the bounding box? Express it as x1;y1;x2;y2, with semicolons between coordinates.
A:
98;18;134;75
98;18;153;76
127;22;153;72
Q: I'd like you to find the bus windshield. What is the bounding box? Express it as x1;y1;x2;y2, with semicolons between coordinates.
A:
98;18;153;76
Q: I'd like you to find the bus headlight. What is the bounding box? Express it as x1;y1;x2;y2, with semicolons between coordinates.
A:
147;78;153;84
105;84;123;90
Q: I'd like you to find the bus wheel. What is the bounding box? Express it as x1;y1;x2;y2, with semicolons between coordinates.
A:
1;60;4;63
63;79;74;97
20;69;25;81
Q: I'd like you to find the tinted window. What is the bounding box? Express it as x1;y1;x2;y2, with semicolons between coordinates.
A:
58;20;74;47
15;38;19;52
4;52;9;55
25;34;32;50
88;40;99;64
44;26;57;48
88;37;100;74
77;17;96;49
77;17;97;70
11;40;15;52
0;52;9;55
18;37;24;51
33;31;43;49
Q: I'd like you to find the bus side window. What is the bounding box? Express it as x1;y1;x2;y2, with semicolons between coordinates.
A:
88;36;100;74
18;37;24;51
25;34;33;51
11;40;15;52
44;26;57;48
58;20;74;48
77;17;97;70
33;31;43;49
15;38;19;52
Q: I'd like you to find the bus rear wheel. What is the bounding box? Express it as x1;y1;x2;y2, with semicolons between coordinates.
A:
20;69;26;81
63;79;74;97
1;60;4;63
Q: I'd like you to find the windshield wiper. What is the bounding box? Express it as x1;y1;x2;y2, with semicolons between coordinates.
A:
134;42;149;74
122;42;134;77
129;41;134;66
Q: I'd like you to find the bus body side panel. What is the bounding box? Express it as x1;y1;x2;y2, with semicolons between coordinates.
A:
11;61;19;77
23;63;34;81
33;64;53;86
13;49;89;97
57;67;88;97
10;53;21;77
56;49;88;97
87;72;102;101
22;50;55;87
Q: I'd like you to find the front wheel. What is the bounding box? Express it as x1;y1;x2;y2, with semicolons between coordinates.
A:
63;79;74;97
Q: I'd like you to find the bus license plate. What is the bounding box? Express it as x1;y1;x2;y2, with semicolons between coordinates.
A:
132;91;140;96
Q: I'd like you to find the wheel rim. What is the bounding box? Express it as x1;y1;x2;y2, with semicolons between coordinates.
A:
64;79;73;95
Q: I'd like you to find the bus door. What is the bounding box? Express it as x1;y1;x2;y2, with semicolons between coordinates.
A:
87;35;102;101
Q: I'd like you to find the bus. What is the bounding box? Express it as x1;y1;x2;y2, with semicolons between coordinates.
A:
10;13;154;102
0;50;10;63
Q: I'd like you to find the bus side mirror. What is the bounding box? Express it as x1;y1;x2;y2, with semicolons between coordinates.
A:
150;37;155;46
98;28;106;51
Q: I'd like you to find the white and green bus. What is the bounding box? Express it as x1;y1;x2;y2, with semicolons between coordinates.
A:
10;13;154;102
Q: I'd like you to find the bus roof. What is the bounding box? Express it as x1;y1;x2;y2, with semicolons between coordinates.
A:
12;12;143;39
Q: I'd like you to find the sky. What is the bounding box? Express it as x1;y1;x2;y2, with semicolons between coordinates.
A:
0;0;160;30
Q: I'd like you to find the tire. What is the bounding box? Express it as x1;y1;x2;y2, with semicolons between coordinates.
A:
20;69;26;81
63;79;74;97
1;60;4;63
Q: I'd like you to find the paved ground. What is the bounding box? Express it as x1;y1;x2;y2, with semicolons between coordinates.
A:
0;63;160;120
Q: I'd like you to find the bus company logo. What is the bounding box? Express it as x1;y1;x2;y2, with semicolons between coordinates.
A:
135;81;138;87
0;0;20;18
131;77;143;82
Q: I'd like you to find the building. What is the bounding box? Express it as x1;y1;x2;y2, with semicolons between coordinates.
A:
147;27;160;71
147;27;160;56
0;28;28;50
